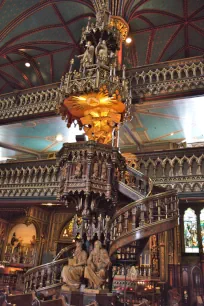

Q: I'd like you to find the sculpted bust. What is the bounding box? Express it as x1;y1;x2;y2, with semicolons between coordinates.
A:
61;240;87;290
84;240;111;289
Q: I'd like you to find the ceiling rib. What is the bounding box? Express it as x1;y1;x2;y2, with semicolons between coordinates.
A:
183;0;189;57
50;54;54;83
167;46;185;61
145;29;156;64
189;4;204;20
0;69;24;89
126;0;149;21
129;9;184;22
157;25;184;62
0;0;94;42
52;4;79;48
190;23;204;37
18;50;44;85
137;15;154;27
5;55;33;88
0;142;41;158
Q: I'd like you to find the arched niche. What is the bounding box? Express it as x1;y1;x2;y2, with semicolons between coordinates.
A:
139;163;146;175
164;161;172;177
155;162;163;177
5;223;37;266
191;159;198;175
183;208;199;253
147;163;154;177
59;215;82;242
182;270;188;287
173;160;180;176
192;266;202;295
182;160;189;176
8;223;36;247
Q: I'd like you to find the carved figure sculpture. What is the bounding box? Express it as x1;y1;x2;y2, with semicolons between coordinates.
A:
84;240;111;289
76;41;94;71
109;51;117;66
101;163;107;180
92;162;99;179
95;39;108;65
74;162;83;179
61;240;87;290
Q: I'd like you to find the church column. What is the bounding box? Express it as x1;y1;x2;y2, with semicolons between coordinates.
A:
118;40;123;67
173;225;181;291
159;232;167;282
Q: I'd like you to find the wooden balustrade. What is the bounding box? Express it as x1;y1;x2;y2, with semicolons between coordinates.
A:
109;190;178;256
136;148;204;193
24;258;66;293
24;245;74;293
120;165;153;198
127;55;204;98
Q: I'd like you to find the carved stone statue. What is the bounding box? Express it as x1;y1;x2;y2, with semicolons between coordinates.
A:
77;41;94;71
84;240;111;289
61;240;87;290
95;39;108;65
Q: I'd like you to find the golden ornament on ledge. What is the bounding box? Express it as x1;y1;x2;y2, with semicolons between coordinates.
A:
109;16;129;41
63;88;125;144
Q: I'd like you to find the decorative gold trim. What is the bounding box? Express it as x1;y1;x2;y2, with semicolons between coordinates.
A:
109;16;129;41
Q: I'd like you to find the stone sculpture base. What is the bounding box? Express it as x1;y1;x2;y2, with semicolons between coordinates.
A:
61;287;116;306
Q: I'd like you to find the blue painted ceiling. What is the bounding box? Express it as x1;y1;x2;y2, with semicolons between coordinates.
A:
0;96;203;160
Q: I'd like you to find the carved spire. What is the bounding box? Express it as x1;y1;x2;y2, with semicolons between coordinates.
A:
91;0;109;13
92;0;125;17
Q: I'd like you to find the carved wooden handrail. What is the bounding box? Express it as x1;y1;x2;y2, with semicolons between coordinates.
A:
118;181;144;200
126;165;153;196
53;244;75;261
109;190;178;256
24;245;74;293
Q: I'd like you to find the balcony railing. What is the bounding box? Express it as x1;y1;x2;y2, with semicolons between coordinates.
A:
127;55;204;99
0;146;203;198
0;159;58;198
0;56;203;123
135;147;204;193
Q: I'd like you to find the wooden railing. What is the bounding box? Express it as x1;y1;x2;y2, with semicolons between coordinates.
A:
109;190;178;256
24;245;74;293
136;146;204;193
128;55;204;99
118;165;153;200
127;165;153;196
0;161;152;200
0;56;203;124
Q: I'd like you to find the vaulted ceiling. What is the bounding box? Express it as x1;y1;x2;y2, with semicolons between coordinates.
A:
0;0;203;95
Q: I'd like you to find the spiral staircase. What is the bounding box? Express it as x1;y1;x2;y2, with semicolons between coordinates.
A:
24;166;178;297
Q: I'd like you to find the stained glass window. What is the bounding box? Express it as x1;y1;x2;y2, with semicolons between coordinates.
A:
184;208;199;253
200;209;204;252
